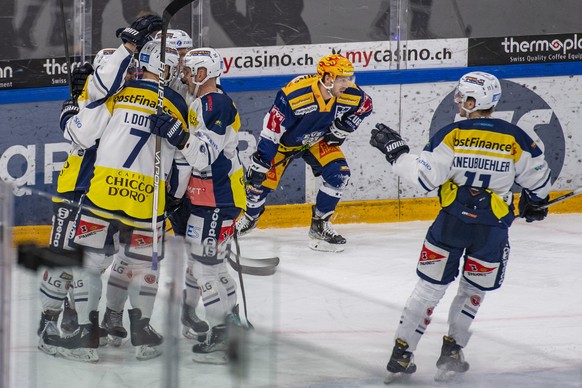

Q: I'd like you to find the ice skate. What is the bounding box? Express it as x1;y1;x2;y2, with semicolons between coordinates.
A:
192;306;244;365
37;309;59;336
434;336;469;382
48;310;100;363
308;206;346;252
60;297;79;335
235;211;261;237
38;319;60;356
129;308;163;361
192;324;228;365
181;290;209;341
384;339;416;384
101;307;128;347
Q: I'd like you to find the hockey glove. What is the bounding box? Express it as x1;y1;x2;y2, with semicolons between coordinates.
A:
518;189;549;222
116;14;163;50
246;152;271;187
59;99;79;131
370;123;410;164
165;195;184;217
324;117;356;146
71;63;93;100
149;113;189;149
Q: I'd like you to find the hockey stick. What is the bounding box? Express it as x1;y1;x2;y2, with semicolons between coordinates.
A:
245;136;323;185
539;187;582;210
58;0;73;97
232;234;254;328
227;250;280;276
151;0;195;271
271;136;324;170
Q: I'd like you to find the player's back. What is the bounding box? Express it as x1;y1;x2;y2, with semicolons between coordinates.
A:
86;79;188;222
428;118;548;199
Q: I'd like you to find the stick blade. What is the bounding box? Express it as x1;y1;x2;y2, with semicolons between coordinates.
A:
228;255;280;276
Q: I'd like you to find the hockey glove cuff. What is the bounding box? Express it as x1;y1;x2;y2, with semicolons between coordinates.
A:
59;99;79;131
165;195;184;217
324;117;355;146
246;152;271;187
149;113;189;149
116;14;163;50
518;189;549;222
370;123;410;164
71;62;93;100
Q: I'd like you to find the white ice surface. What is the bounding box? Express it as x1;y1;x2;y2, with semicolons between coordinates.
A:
9;213;582;387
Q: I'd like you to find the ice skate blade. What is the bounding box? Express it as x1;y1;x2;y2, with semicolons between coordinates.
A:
135;345;162;361
192;350;228;365
38;341;58;356
56;347;99;363
434;368;465;382
384;372;411;384
182;326;208;342
106;334;125;347
308;239;345;252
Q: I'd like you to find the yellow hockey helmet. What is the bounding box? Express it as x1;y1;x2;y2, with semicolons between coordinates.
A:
317;54;355;81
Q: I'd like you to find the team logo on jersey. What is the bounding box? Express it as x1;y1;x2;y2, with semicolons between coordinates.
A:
266;106;285;134
205;95;213;111
295;105;317;116
289;93;314;110
337;94;361;106
431;79;565;182
335;106;351;119
189;110;199;127
355;93;373;115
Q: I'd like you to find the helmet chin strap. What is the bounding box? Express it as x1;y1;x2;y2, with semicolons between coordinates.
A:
461;105;477;114
192;83;201;98
191;71;210;97
318;77;335;98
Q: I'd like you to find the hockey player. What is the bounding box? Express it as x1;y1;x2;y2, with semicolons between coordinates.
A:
45;41;184;363
153;29;211;341
37;64;91;353
38;17;153;354
369;71;552;383
154;29;193;99
235;53;373;252
149;47;245;364
39;16;163;358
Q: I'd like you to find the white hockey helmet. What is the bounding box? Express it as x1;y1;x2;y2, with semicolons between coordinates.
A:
154;29;193;50
93;48;116;68
138;40;180;81
183;47;223;85
455;71;501;112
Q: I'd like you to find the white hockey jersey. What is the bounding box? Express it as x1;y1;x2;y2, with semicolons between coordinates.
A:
394;118;552;223
179;90;246;209
58;44;134;194
65;79;189;224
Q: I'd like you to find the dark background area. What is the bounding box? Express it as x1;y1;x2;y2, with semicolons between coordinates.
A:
2;0;582;60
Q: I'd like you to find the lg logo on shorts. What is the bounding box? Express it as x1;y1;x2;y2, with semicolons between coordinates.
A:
431;79;565;183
